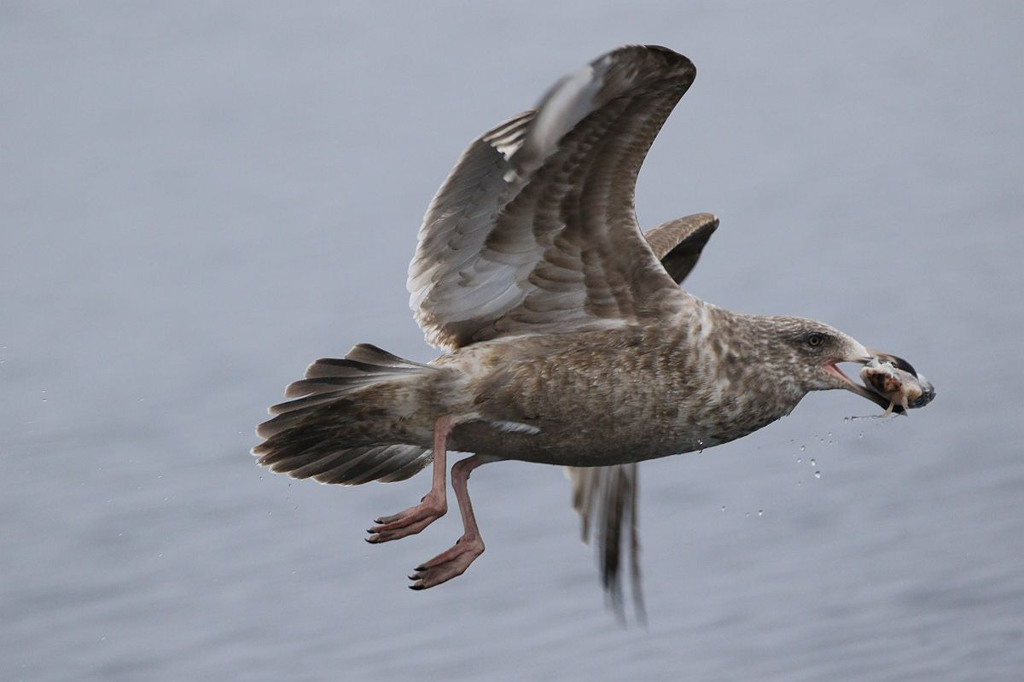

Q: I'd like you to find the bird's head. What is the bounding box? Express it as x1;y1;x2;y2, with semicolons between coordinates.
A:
769;317;934;414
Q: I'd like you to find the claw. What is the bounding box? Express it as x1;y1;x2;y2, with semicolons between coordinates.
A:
366;494;447;543
406;535;485;590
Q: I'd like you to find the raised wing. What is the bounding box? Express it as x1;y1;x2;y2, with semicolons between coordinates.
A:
407;45;698;349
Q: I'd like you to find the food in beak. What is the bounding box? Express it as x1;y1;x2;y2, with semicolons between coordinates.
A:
859;359;936;414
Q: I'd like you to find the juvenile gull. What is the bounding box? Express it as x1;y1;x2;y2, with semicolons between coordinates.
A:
253;45;934;614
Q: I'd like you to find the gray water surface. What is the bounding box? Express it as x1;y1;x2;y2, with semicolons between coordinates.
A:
3;2;1023;681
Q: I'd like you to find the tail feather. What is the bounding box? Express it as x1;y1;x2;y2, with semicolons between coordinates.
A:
342;343;434;368
283;376;386;399
268;391;357;416
292;444;432;485
302;359;379;381
333;445;434;486
378;449;436;483
288;447;358;479
256;396;355;439
253;344;437;485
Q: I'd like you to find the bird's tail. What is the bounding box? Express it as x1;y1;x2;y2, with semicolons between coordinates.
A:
252;344;437;485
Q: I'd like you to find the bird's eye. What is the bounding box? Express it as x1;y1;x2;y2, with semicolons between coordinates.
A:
806;332;826;348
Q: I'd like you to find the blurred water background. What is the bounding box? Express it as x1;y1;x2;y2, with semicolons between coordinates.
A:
2;2;1022;680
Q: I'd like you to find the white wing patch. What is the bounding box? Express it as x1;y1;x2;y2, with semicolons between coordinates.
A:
487;419;542;435
481;110;534;161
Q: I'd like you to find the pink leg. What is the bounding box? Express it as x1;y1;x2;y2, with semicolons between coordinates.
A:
408;454;490;590
366;416;454;544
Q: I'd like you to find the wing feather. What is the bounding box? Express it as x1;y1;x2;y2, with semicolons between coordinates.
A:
408;45;699;349
643;212;719;284
565;463;645;622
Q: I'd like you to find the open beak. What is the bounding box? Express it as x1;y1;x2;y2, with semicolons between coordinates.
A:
823;348;930;415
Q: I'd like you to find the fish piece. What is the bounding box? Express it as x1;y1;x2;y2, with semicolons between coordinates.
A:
860;359;935;413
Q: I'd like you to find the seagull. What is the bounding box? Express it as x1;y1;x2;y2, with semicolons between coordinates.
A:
253;45;934;617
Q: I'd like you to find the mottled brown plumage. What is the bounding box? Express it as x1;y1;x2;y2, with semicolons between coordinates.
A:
253;45;934;618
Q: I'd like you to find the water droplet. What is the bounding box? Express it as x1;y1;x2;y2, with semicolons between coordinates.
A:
720;505;726;512
745;511;750;518
757;510;763;517
814;471;821;479
800;445;806;452
810;458;816;467
797;457;802;464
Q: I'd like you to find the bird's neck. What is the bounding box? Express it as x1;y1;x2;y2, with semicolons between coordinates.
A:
667;302;808;443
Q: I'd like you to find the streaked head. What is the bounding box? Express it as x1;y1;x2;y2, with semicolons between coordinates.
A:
770;317;931;414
